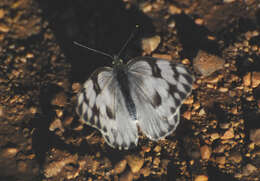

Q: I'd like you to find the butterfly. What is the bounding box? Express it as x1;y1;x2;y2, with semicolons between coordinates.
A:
75;42;194;150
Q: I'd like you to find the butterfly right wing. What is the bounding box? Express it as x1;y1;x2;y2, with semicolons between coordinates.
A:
76;67;138;149
127;57;193;140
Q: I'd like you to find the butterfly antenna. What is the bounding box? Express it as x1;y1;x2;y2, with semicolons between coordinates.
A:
73;41;114;59
117;24;139;57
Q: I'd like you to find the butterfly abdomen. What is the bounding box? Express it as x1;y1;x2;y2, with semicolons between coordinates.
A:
114;66;137;120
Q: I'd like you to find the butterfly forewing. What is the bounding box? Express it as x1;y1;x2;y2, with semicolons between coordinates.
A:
127;57;193;140
76;67;138;149
76;57;193;149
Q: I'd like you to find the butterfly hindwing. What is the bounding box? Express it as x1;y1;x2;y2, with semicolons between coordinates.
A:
127;57;193;140
76;67;138;149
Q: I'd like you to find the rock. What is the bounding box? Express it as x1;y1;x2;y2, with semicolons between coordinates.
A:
125;155;144;173
242;163;257;176
114;159;127;174
252;72;260;88
1;148;19;158
195;175;208;181
200;145;212;160
44;155;78;178
210;133;220;141
221;128;234;140
140;167;150;177
223;0;236;3
250;129;260;145
51;92;67;107
229;152;242;163
168;5;182;14
153;157;160;167
152;53;171;60
153;145;161;153
193;50;225;76
0;105;4;117
17;160;28;173
243;72;251;87
0;9;4;19
49;118;64;132
216;156;226;165
0;23;9;33
141;35;161;54
119;170;134;181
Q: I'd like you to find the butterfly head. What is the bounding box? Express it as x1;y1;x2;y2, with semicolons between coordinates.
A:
112;55;124;67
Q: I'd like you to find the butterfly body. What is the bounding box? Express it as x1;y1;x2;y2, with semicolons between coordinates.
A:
76;56;193;149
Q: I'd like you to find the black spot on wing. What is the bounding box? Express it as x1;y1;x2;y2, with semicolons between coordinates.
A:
178;91;186;100
77;103;83;116
152;91;162;107
90;77;101;95
83;111;88;121
168;84;177;95
173;96;181;106
96;118;101;129
128;142;136;149
183;73;193;85
102;126;107;133
170;64;180;80
183;83;192;93
170;107;176;114
106;106;115;119
147;60;162;77
83;91;89;105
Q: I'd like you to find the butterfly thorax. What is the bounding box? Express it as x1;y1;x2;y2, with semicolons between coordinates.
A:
112;55;124;66
113;61;137;120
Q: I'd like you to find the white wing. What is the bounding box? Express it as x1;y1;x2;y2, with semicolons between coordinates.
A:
127;57;193;140
76;67;138;149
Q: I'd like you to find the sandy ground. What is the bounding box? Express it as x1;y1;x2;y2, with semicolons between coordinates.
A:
0;0;260;180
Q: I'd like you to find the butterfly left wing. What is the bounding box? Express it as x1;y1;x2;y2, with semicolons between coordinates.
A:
76;67;138;149
127;57;193;140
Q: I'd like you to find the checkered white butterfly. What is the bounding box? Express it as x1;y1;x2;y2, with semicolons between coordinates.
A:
75;38;193;150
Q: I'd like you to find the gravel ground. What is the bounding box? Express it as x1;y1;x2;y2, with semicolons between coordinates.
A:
0;0;260;181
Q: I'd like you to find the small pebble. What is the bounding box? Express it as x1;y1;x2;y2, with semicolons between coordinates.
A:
44;155;78;178
140;167;150;177
114;159;127;174
168;5;182;14
210;133;220;141
0;23;9;32
216;156;226;165
152;53;171;60
195;18;204;25
221;128;234;140
223;0;236;3
194;175;208;181
49;118;64;132
141;35;161;54
252;72;260;88
200;145;212;160
51;92;67;107
0;9;4;19
183;111;191;120
218;87;228;92
153;157;160;167
242;163;257;176
1;148;19;158
119;170;134;181
243;72;251;87
0;106;4;117
229;152;242;163
126;155;144;173
250;129;260;146
193;50;225;76
153;145;161;152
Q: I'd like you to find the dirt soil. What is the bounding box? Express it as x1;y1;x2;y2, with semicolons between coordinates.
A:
0;0;260;181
